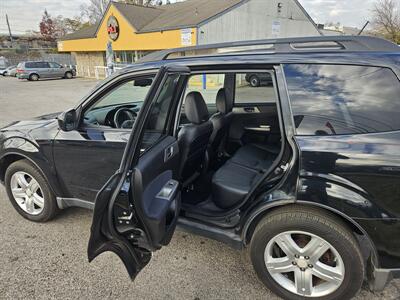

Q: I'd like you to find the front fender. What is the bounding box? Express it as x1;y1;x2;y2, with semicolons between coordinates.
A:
0;136;63;197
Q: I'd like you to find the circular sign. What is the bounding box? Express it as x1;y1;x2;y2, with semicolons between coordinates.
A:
107;16;119;41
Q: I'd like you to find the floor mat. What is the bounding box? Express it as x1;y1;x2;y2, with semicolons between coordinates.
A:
181;171;214;205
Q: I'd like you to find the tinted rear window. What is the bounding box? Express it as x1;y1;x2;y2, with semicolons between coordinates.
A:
284;64;400;135
25;62;49;68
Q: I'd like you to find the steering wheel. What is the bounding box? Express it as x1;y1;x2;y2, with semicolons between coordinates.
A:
113;108;137;128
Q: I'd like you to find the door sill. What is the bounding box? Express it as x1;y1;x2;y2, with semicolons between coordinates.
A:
56;197;95;210
177;217;243;250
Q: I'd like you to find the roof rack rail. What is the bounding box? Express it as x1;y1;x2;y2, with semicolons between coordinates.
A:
139;35;399;63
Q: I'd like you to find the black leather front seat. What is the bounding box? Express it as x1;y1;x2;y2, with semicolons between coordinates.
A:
209;88;232;158
178;91;213;186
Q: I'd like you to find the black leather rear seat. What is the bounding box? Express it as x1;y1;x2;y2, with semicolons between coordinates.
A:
212;144;278;209
231;144;277;172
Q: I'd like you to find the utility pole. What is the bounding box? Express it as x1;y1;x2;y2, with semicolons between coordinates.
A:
6;14;13;47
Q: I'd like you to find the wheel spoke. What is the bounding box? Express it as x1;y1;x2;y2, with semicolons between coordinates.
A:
29;179;40;193
15;173;29;189
32;194;44;208
266;257;295;274
275;233;301;258
312;262;344;285
12;188;26;199
302;236;330;261
295;269;313;296
25;197;35;213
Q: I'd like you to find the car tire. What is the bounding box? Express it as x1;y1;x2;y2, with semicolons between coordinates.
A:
64;71;73;79
29;74;39;81
249;75;260;87
249;206;364;300
5;159;59;222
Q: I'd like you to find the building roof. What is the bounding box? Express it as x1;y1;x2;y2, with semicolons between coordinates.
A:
61;24;99;41
139;0;243;33
61;0;243;40
112;2;164;31
61;0;319;41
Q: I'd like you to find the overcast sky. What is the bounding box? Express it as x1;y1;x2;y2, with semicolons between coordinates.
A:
0;0;376;35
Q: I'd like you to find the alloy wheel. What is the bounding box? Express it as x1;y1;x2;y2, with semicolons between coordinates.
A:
250;77;259;87
264;231;345;297
10;171;45;215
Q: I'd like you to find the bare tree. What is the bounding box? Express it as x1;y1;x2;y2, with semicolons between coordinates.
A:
81;0;164;24
372;0;400;43
80;0;110;24
123;0;163;6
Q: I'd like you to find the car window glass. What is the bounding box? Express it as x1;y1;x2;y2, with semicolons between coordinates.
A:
49;62;61;68
141;74;180;150
38;62;49;68
235;73;276;104
83;75;155;128
25;62;34;68
284;64;400;136
185;74;225;105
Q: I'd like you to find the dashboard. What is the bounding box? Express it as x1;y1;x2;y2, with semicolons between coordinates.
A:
83;103;142;129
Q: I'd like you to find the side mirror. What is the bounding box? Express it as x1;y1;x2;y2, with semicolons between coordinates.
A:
57;109;77;131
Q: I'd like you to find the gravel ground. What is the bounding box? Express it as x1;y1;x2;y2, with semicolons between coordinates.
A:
0;76;399;299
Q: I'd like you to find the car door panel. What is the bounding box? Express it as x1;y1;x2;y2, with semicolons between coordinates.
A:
131;136;181;247
88;65;189;280
53;128;129;201
227;104;280;153
88;171;152;279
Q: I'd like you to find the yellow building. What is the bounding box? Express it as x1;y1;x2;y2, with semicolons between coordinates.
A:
59;0;320;78
58;0;238;77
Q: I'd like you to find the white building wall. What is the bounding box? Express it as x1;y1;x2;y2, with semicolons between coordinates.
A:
198;0;320;45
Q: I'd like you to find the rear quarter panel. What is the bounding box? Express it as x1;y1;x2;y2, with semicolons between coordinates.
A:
296;132;400;268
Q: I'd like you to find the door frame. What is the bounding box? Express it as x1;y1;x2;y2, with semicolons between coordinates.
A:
88;65;191;279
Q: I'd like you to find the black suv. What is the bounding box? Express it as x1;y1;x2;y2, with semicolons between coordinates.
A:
1;36;399;299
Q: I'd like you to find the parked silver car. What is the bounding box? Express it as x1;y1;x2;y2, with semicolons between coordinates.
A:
2;65;17;77
16;61;76;81
0;66;7;76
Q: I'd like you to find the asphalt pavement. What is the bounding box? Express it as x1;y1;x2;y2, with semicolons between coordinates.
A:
0;76;399;299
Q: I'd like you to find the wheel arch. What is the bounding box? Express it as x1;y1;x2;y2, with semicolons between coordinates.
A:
242;201;379;267
0;152;61;197
29;73;40;80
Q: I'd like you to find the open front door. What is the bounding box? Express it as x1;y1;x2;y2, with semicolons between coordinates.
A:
88;65;190;279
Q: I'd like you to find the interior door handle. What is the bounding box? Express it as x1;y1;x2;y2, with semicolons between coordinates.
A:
244;125;271;132
164;145;174;162
244;107;255;113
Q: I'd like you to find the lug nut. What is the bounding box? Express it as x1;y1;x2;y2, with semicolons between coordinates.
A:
300;268;306;272
295;254;299;258
308;264;313;268
292;261;297;265
305;256;310;260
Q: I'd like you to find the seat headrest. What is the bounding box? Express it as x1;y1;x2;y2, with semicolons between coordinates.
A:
184;91;209;125
216;88;229;114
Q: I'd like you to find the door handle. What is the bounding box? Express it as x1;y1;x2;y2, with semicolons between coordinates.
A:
244;107;255;113
164;145;174;162
244;125;271;132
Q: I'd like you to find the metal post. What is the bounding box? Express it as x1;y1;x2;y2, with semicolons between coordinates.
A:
202;74;207;90
358;21;370;36
6;14;13;47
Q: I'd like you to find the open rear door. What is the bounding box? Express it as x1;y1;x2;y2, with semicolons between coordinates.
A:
88;65;190;279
